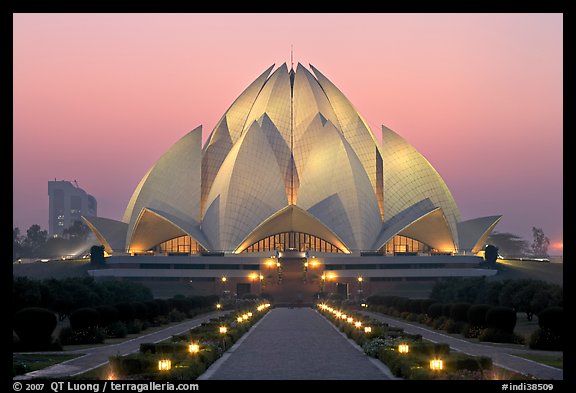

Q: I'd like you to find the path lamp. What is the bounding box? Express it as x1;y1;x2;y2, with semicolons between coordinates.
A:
158;359;171;371
398;344;410;354
364;326;372;334
430;359;443;371
237;316;243;323
219;326;228;350
354;321;362;328
189;343;200;354
221;276;227;297
216;303;222;310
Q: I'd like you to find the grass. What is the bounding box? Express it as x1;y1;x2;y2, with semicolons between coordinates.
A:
515;353;563;369
13;353;82;376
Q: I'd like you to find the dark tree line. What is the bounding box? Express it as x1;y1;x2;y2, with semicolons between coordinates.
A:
430;277;562;321
13;220;93;259
13;276;154;321
486;226;552;258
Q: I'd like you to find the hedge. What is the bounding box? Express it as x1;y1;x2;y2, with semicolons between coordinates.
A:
538;307;562;332
115;303;136;322
486;307;516;333
467;304;492;328
427;303;444;319
70;308;100;331
450;303;472;323
95;306;119;327
13;307;58;349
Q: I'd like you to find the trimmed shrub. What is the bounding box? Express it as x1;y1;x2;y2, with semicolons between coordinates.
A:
70;308;100;331
362;338;388;357
530;307;563;350
154;299;170;317
486;307;516;333
479;328;525;344
442;304;452;317
445;319;466;334
126;319;143;334
144;301;159;323
169;309;185;322
115;303;136;322
450;303;472;323
13;307;58;348
96;306;119;327
105;321;127;338
109;354;156;375
467;304;492;328
445;354;492;372
538;307;562;333
432;316;447;330
529;328;562;350
427;303;444;319
131;302;148;321
411;342;450;356
59;326;105;345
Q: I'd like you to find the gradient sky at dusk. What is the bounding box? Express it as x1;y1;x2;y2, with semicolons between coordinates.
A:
13;13;563;251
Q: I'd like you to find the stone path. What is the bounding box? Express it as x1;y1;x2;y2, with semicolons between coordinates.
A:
361;311;563;380
199;308;393;380
14;311;228;380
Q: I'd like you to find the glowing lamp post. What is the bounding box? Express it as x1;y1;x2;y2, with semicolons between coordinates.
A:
158;359;171;371
430;359;443;371
189;343;200;354
398;344;410;354
237;316;243;323
216;303;222;310
219;326;228;350
364;326;372;334
341;314;347;320
243;314;249;321
247;312;253;317
354;321;362;328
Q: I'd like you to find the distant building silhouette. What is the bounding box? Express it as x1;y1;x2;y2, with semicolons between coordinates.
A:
48;180;97;237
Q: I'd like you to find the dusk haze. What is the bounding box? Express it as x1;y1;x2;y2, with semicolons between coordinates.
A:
13;13;562;250
12;13;564;382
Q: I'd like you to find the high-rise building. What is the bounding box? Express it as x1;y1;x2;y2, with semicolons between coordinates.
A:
48;180;97;237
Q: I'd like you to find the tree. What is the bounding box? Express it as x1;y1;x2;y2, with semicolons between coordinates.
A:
531;227;550;257
63;220;90;242
486;232;529;257
13;227;23;259
22;224;48;257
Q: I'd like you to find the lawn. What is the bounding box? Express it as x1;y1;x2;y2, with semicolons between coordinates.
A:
13;353;82;376
515;353;563;369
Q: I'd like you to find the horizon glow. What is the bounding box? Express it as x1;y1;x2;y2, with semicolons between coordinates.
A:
13;13;563;250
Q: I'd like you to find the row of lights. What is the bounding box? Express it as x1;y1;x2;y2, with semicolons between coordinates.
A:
318;304;372;334
158;303;272;372
318;304;444;372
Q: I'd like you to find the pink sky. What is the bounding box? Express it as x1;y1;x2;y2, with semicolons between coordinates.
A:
13;13;563;251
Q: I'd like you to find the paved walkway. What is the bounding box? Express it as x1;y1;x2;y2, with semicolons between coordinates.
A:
14;311;228;380
361;311;563;380
199;308;392;380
